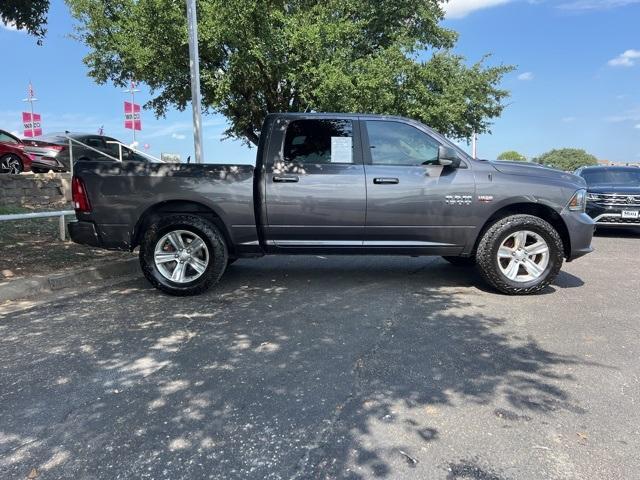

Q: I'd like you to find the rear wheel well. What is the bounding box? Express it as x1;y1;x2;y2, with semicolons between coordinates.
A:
132;200;234;255
474;203;570;258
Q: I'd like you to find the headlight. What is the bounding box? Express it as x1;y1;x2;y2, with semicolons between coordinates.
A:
567;189;587;212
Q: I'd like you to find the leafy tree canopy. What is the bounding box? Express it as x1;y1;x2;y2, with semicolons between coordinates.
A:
537;148;599;171
66;0;514;146
497;150;526;161
1;0;50;43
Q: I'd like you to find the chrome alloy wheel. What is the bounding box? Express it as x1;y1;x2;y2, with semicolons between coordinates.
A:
497;230;550;282
1;156;21;174
154;230;209;283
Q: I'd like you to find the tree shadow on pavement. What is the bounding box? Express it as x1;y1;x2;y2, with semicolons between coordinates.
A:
0;256;605;479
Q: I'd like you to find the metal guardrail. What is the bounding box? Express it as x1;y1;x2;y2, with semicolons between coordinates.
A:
0;210;75;241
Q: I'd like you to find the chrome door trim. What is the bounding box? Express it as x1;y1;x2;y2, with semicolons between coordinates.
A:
266;239;453;247
363;240;453;247
267;240;363;246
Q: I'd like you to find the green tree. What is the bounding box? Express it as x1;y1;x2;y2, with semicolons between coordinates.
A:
1;0;50;43
497;150;526;161
66;0;514;146
537;148;598;171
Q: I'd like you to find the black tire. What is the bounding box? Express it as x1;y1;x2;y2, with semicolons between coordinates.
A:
476;214;564;295
139;214;228;296
442;256;476;267
0;154;23;174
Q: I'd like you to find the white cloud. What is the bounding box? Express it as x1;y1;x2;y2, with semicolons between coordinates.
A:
558;0;640;11
605;107;640;123
608;49;640;67
562;116;576;123
442;0;512;18
635;124;640;129
171;132;186;140
517;71;534;81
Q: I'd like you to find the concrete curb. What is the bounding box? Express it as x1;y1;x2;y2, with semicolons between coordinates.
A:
0;258;140;303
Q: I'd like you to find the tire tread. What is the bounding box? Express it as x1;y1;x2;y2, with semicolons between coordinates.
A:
139;214;227;296
476;214;563;295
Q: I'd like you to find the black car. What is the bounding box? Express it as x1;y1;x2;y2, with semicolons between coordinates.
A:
575;165;640;228
22;133;148;173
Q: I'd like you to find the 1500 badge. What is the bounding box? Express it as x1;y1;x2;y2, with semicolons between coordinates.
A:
445;195;473;205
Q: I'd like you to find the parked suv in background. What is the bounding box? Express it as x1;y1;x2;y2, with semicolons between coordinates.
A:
23;133;148;173
0;130;33;174
575;166;640;228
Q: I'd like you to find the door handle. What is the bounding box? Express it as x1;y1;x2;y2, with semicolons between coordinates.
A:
373;177;399;185
273;175;299;183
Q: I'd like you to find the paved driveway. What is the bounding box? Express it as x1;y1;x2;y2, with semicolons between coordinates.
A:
1;232;639;479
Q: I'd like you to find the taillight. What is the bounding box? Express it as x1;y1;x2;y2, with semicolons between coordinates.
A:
72;176;92;213
49;145;65;151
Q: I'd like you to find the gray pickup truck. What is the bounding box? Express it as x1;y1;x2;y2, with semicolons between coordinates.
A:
68;113;594;296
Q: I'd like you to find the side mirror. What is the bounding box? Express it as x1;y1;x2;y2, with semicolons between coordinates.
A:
438;145;461;168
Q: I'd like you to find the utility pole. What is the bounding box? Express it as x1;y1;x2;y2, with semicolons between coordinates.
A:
186;0;204;164
23;82;37;137
471;132;478;159
124;81;140;145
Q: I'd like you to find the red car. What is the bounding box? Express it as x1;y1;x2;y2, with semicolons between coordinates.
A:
0;129;33;174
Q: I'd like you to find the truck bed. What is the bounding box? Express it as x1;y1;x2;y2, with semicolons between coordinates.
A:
73;160;259;252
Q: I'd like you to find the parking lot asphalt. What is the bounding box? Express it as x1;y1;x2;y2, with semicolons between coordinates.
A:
1;231;639;480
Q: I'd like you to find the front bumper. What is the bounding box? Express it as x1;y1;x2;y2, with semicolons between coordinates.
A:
586;203;640;227
561;211;596;261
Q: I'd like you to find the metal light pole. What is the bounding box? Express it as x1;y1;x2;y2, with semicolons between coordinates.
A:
471;132;478;159
186;0;204;164
124;82;140;145
23;82;37;138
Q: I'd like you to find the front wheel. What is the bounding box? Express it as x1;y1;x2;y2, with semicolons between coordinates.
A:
476;214;564;295
140;214;228;296
0;155;23;174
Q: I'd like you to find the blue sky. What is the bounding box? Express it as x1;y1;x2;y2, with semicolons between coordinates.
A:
1;0;639;163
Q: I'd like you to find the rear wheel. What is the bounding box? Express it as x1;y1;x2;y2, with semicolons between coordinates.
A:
476;214;563;295
140;214;228;296
0;155;23;174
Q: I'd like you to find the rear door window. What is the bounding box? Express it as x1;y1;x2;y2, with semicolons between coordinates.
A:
283;119;354;165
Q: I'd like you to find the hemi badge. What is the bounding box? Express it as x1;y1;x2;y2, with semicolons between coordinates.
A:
478;195;494;203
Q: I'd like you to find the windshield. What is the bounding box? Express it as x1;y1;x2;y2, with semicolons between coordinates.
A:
581;168;640;186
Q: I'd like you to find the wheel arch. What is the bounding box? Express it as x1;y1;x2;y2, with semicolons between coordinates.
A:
132;200;235;255
473;203;571;258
